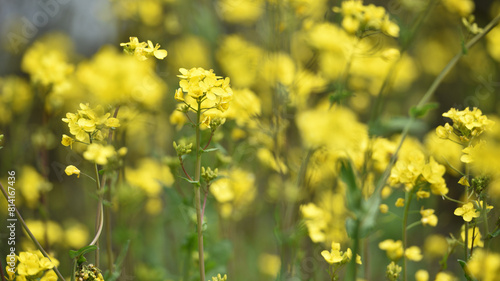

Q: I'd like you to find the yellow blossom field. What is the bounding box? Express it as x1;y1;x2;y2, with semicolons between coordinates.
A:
1;0;500;280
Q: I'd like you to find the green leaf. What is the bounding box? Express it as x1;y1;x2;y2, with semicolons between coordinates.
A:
409;102;439;118
69;245;98;259
178;176;200;186
345;218;357;238
339;159;361;213
489;228;500;238
202;148;219;153
104;240;131;281
77;255;87;264
359;191;381;238
458;259;477;281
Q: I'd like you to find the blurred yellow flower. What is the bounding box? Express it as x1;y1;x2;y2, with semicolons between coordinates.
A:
258;253;281;277
83;143;116;165
21;33;74;86
218;0;264;25
424;234;448;258
126;158;174;196
434;272;457;281
379;204;389;213
461;225;483;248
64;222;89;249
420;208;438;227
17;166;53;208
466;249;500;281
210;168;256;220
77;46;167;109
405;246;423;261
395;198;405;207
379;239;403;261
415;269;429;281
442;0;474;17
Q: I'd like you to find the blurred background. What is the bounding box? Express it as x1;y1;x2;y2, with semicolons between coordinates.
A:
0;0;500;280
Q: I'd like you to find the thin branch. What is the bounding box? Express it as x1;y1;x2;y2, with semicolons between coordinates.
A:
0;182;66;281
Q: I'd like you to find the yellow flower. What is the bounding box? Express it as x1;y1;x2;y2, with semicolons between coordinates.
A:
420;208;438;227
379;239;403;261
321;242;343;264
64;165;80;178
258;253;280;277
461;225;484;248
174;88;184;102
466;249;500;281
61;134;75;148
454;202;480;222
405;246;423;261
144;40;168;60
211;273;228;281
379;204;389;214
40;270;58;281
176;68;233;113
120;37;147;55
415;269;429;281
120;37;167;60
395;198;405;207
83;143;116;165
442;0;474;17
442;107;494;143
435;272;457;281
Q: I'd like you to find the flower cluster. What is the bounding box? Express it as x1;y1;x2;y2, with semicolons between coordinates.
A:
175;67;233;112
321;242;362;265
75;264;104;281
379;239;423;262
6;251;59;281
333;0;400;37
61;103;120;143
389;150;449;196
211;274;228;281
436;107;494;143
120;37;168;60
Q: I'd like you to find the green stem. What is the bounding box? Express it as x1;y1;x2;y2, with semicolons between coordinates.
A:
402;190;414;281
91;162;104;267
0;182;66;281
345;220;360;281
417;13;500;108
194;100;206;281
374;13;500;199
482;200;491;249
406;220;422;231
465;221;469;260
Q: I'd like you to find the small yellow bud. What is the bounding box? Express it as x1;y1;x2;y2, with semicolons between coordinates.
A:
458;176;470;187
379;204;389;214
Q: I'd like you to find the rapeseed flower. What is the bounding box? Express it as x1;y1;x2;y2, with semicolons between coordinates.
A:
405;246;423;261
454;202;480;222
379;239;403;261
333;0;399;37
420;208;438;227
120;36;167;60
466;249;500;281
437;107;494;143
62;103;120;142
83;143;116;165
